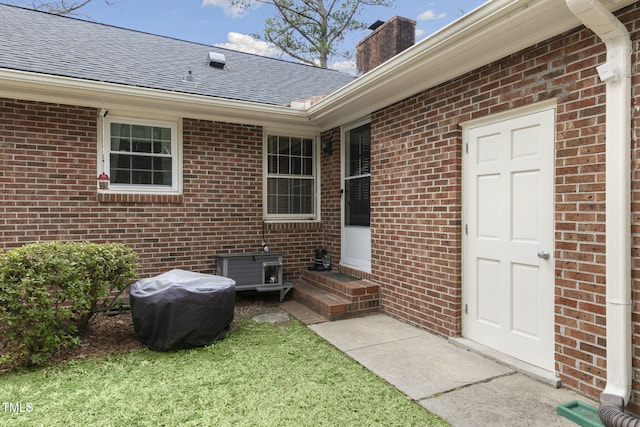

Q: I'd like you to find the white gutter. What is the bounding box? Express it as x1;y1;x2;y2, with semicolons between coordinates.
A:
309;0;636;130
0;68;316;133
566;0;632;408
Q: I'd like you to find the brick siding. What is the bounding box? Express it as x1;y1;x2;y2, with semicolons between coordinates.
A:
318;2;640;410
0;102;321;281
320;127;342;263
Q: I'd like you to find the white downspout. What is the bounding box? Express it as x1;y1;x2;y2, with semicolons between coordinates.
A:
566;0;633;412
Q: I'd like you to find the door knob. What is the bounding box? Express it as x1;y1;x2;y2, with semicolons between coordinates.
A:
537;250;550;260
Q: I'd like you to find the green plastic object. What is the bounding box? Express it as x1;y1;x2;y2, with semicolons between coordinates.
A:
557;401;604;427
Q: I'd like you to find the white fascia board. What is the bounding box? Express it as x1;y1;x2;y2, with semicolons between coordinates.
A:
2;0;634;134
308;0;637;129
0;69;317;134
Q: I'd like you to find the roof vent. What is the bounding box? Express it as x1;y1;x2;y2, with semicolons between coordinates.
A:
208;52;226;69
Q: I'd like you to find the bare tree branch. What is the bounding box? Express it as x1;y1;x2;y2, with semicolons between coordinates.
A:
232;0;394;68
10;0;114;16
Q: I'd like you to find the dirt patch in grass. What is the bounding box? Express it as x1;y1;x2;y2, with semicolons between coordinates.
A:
45;291;284;365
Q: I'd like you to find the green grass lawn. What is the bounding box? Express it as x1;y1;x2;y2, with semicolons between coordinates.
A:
0;320;448;427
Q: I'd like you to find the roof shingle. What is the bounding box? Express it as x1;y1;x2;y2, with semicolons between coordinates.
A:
0;4;355;106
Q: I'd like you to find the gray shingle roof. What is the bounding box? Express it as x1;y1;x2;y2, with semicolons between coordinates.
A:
0;4;355;106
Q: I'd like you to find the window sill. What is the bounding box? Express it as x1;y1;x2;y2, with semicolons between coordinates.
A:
97;192;183;204
263;218;321;224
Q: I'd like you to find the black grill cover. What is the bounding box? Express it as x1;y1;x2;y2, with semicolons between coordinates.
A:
130;269;236;351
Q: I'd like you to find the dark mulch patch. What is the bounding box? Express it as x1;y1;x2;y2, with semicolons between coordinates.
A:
3;291;284;369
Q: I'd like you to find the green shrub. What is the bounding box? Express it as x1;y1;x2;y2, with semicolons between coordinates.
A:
0;242;138;369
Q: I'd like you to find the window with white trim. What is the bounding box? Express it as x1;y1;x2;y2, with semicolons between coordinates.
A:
265;135;317;220
101;117;180;193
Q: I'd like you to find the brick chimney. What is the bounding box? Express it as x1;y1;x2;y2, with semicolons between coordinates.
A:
356;16;416;75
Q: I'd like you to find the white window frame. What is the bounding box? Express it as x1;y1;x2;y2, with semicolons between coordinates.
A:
98;116;182;194
263;131;320;222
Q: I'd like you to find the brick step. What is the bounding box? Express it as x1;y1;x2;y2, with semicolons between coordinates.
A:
291;280;351;321
292;269;380;320
299;269;379;300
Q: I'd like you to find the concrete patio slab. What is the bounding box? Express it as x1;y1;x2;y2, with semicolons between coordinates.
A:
343;333;514;400
309;313;427;351
303;312;600;427
420;373;588;427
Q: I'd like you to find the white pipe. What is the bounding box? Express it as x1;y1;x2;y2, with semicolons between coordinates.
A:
565;0;632;405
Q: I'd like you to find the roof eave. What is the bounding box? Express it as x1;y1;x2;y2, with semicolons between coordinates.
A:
308;0;637;129
0;68;316;133
3;0;635;132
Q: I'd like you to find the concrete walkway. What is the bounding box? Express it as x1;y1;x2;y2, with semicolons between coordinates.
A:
279;301;599;427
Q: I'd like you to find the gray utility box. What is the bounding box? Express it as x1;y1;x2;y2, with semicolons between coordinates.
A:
216;252;292;302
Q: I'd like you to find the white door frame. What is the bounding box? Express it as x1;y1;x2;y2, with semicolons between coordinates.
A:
341;117;371;272
461;100;556;371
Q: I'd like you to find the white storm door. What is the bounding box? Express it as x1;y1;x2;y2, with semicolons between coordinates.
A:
342;122;371;272
463;108;555;371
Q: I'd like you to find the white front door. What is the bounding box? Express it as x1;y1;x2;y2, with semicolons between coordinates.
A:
342;121;371;272
463;107;555;371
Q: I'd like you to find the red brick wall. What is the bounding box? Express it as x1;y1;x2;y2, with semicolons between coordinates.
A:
315;2;640;409
1;100;98;244
552;27;610;402
371;95;463;337
0;101;321;281
319;127;342;264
